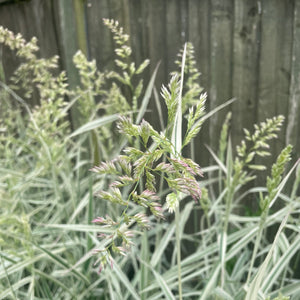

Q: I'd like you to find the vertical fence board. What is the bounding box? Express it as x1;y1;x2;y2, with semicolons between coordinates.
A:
53;0;82;128
286;0;300;161
187;0;210;89
146;0;167;83
255;0;279;182
255;0;293;180
274;0;294;156
166;0;182;73
145;0;168;127
85;0;114;70
256;1;280;123
127;0;146;67
231;0;261;149
209;0;234;152
0;0;58;106
74;0;88;56
187;0;211;166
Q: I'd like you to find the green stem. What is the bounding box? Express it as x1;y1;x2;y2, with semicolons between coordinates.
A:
141;231;149;300
171;43;186;300
246;213;266;284
84;175;93;273
220;185;234;286
175;204;183;300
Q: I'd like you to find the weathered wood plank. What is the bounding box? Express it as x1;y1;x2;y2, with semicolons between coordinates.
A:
286;0;300;160
187;0;210;166
144;0;168;127
274;0;294;155
85;0;114;71
127;0;145;67
0;0;59;105
52;0;82;128
255;0;294;178
187;0;210;89
208;0;234;152
74;0;88;56
166;0;185;73
231;0;261;149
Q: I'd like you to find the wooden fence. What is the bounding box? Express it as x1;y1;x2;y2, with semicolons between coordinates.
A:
0;0;299;172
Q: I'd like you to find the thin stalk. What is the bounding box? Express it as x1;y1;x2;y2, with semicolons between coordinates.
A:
171;43;186;300
191;139;199;234
87;175;93;249
220;182;235;286
221;189;242;286
290;165;300;200
0;254;18;300
200;216;210;278
175;205;183;299
140;232;149;300
246;211;267;284
220;138;238;286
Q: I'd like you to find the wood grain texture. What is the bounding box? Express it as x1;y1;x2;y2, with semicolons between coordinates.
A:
208;0;234;152
0;0;58;105
286;0;300;162
231;0;260;149
187;0;210;166
85;0;113;70
0;0;299;166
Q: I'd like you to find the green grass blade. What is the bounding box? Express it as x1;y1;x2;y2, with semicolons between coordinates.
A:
205;145;227;175
199;264;221;300
33;268;77;298
0;276;32;299
151;267;176;300
245;212;290;300
151;224;175;267
135;62;160;124
140;258;176;300
214;287;234;300
268;281;300;298
35;244;90;285
269;158;300;208
199;98;236;124
262;235;300;293
68;114;121;138
43;224;113;233
153;87;165;131
111;259;140;300
140;232;150;300
0;251;61;279
179;201;194;237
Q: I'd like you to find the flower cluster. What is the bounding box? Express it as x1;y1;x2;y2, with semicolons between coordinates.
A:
233;115;285;186
90;41;206;273
91;115;204;271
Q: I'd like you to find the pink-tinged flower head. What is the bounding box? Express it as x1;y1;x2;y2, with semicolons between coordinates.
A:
135;213;148;222
116;246;127;256
97;264;103;274
92;249;101;255
124;230;134;238
134;213;151;229
150;202;165;219
170;177;202;202
97;233;107;238
92;217;105;224
169;158;203;177
141;189;160;201
155;162;176;173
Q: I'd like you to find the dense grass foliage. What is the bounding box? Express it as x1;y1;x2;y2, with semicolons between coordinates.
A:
0;21;300;300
